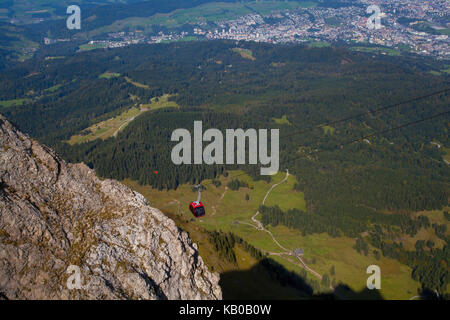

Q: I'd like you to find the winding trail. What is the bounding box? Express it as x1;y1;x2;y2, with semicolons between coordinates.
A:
236;170;325;284
113;115;137;137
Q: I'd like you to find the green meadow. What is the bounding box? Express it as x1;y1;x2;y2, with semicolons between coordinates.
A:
0;98;32;108
67;94;178;145
124;169;421;299
272;115;291;125
99;72;121;79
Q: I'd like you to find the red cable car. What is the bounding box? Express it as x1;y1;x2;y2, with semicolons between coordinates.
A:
189;201;205;218
189;185;205;218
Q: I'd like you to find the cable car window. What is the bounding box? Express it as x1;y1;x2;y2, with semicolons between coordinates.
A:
195;206;205;217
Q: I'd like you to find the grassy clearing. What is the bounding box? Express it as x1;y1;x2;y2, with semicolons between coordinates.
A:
307;41;331;48
441;65;450;74
272;115;291;125
139;94;179;110
442;147;450;163
78;43;108;52
67;94;179;145
99;72;121;79
125;76;150;89
264;172;306;211
400;227;447;251
160;36;202;43
247;1;316;15
44;84;62;93
322;125;335;135
350;46;401;56
437;28;450;36
413;207;449;226
0;98;32;108
44;56;65;60
67;107;143;145
409;207;450;248
231;48;256;61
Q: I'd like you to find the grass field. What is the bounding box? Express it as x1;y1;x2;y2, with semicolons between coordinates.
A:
264;173;306;211
160;36;202;43
78;43;108;52
307;41;331;48
441;66;450;75
0;98;32;108
67;106;143;145
272;115;291;125
99;72;121;79
44;56;65;61
231;48;256;61
443;147;450;163
44;84;62;93
322;125;335;135
125;76;150;89
400;226;447;251
350;46;401;56
139;93;180;110
123;170;422;299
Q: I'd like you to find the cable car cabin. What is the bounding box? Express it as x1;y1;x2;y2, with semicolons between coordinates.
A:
189;202;205;218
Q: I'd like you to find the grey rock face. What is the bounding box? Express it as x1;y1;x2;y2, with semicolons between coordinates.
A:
0;115;222;300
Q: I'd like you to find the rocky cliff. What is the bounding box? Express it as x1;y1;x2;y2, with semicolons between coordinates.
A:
0;115;222;300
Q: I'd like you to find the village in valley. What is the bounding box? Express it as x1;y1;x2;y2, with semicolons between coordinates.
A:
78;0;449;59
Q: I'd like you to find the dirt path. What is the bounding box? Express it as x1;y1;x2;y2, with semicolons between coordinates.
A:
211;187;228;216
250;170;291;250
113;115;138;137
237;170;326;285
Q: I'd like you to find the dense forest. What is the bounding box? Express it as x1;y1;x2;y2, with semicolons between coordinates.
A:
0;40;448;294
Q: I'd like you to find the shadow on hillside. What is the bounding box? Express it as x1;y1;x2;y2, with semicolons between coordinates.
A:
219;258;385;300
318;284;384;300
219;258;313;300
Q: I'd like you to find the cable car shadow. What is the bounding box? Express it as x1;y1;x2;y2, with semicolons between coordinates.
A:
219;258;386;300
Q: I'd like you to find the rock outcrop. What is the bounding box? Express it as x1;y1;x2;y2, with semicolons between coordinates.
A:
0;115;222;300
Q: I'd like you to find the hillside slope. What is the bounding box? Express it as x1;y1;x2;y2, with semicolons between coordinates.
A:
0;114;221;300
